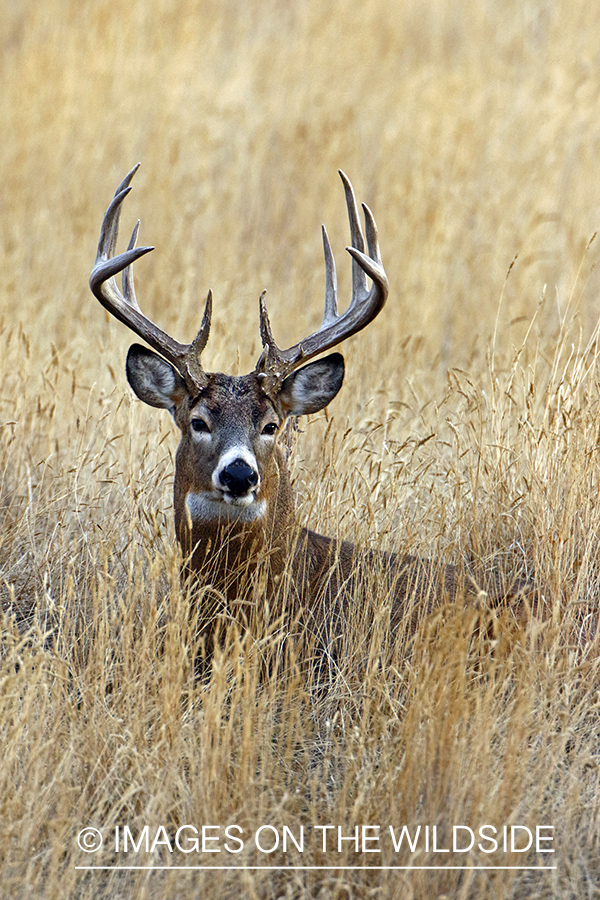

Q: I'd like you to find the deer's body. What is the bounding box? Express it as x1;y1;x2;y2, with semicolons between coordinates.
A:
168;371;359;657
90;167;518;668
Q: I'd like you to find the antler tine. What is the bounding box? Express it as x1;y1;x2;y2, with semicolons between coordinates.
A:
321;225;338;327
102;164;140;259
190;290;213;360
346;201;387;301
338;169;368;302
122;220;142;311
255;171;389;389
90;165;210;392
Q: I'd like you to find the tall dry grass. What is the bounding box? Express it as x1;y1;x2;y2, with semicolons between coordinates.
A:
1;0;600;896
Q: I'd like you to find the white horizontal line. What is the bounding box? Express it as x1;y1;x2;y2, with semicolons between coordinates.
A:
75;865;557;871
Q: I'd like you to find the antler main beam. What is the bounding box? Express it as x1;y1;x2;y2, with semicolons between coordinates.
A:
90;164;211;393
255;170;389;389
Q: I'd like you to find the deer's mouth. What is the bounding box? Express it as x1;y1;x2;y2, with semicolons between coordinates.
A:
220;489;256;508
186;490;267;522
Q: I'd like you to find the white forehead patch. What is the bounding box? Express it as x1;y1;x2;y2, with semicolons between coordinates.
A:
186;491;267;523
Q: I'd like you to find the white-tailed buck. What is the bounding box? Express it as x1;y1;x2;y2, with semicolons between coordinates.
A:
90;166;522;668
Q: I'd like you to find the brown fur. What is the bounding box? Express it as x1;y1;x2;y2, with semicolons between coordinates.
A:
169;384;530;670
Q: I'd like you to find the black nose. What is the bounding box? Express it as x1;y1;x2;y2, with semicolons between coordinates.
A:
219;458;259;497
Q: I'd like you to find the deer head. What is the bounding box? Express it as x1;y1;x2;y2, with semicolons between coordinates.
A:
90;166;388;543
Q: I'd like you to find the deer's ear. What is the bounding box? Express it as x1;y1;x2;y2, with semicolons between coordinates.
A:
276;353;345;417
126;344;188;412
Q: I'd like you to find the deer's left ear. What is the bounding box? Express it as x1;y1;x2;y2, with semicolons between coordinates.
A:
276;353;345;417
126;344;188;413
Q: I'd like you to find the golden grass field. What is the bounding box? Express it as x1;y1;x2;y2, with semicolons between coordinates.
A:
2;0;600;897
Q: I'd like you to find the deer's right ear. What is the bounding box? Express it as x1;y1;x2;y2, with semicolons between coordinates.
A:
276;353;345;417
126;344;188;412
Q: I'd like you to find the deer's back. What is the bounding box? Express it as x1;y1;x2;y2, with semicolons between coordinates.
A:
292;528;531;653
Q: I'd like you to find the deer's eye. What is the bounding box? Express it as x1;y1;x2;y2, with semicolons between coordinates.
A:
191;418;211;434
262;422;278;436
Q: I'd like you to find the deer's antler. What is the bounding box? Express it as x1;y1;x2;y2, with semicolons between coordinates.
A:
91;167;387;396
90;164;211;393
255;170;389;392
